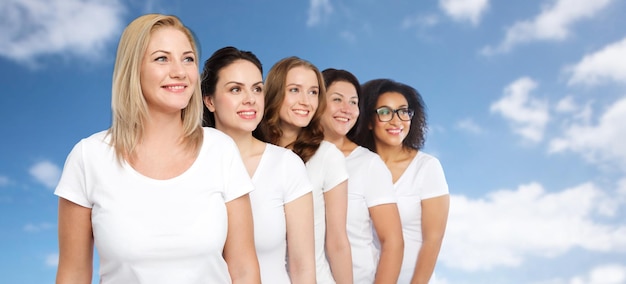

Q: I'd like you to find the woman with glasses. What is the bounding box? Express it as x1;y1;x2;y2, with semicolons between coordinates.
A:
351;79;450;284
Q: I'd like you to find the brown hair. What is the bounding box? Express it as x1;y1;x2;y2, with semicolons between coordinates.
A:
254;56;326;162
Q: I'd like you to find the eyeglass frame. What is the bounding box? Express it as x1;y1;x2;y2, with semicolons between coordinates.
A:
374;107;415;122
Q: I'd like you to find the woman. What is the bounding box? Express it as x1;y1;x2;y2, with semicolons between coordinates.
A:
352;78;449;284
255;57;353;284
55;14;260;283
321;68;404;284
201;46;316;283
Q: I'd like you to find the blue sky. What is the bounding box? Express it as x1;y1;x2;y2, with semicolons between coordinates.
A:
1;0;626;283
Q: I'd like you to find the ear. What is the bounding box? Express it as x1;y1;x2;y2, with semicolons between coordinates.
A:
203;96;216;112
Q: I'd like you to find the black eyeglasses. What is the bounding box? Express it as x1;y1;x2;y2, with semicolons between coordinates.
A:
375;107;414;122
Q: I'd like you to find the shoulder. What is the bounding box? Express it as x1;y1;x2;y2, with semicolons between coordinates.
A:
72;130;111;152
266;144;302;164
318;140;343;156
415;151;443;168
201;127;236;147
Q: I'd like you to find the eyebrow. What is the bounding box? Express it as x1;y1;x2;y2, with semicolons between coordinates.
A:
224;80;264;86
150;50;194;56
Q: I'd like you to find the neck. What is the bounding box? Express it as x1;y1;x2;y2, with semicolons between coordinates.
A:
376;142;410;162
220;128;258;157
278;127;300;148
142;111;185;145
325;133;354;157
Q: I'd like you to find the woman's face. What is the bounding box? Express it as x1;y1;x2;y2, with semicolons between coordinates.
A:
140;27;197;115
321;81;359;139
278;66;319;131
204;59;264;133
371;91;411;148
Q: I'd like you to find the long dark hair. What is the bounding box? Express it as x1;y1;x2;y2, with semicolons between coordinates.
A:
200;46;262;127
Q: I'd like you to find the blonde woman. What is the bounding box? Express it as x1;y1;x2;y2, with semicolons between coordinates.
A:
55;14;260;283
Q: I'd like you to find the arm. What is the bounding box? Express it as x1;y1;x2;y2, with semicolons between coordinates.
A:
323;180;353;284
370;203;404;284
224;194;261;284
285;192;316;284
56;198;94;284
410;195;450;284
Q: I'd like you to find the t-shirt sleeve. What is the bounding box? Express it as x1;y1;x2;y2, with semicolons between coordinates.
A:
54;140;92;208
223;140;255;203
364;155;397;207
421;157;449;200
322;143;349;193
282;150;313;203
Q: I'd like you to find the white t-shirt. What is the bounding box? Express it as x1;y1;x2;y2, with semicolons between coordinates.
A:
305;141;349;284
345;146;396;283
54;128;254;284
395;151;449;284
250;143;313;283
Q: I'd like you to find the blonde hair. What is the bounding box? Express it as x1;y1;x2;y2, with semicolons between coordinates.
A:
108;14;203;162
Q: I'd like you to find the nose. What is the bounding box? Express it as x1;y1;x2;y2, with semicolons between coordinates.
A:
243;90;255;104
340;101;351;113
170;61;187;79
298;92;310;105
388;111;402;124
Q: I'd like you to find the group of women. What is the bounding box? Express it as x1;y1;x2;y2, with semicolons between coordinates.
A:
54;14;449;284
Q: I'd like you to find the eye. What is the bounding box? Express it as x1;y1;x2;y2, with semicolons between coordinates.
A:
377;108;391;115
308;89;319;96
398;108;410;115
289;87;299;93
253;86;263;93
230;87;241;94
332;97;342;102
155;56;167;62
349;100;358;105
183;56;195;63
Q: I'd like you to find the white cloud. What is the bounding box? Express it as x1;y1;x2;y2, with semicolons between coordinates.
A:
0;175;9;187
456;118;483;134
555;96;577;113
0;0;125;65
441;182;626;272
439;0;489;26
549;96;626;172
566;37;626;86
24;222;55;233
482;0;614;55
490;77;549;142
307;0;333;27
29;160;61;189
45;253;58;267
570;264;626;284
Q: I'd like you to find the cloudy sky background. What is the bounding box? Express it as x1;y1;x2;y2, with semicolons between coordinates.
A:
1;0;625;283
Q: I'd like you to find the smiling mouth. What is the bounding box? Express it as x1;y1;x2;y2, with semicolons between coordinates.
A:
293;110;309;116
163;85;186;91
